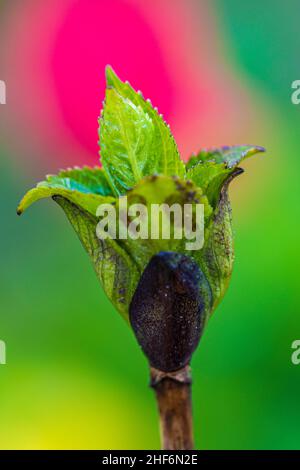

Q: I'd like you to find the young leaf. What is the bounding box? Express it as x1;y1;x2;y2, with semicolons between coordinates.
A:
17;167;114;216
191;169;243;311
99;66;185;195
99;88;156;195
186;145;265;208
54;166;113;196
54;197;140;322
17;166;139;321
186;145;265;170
114;174;212;275
186;146;265;310
186;162;231;208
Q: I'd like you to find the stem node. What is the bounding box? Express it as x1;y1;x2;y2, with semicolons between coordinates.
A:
150;365;194;450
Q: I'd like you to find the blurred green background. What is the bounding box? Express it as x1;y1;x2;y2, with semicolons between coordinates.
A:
0;0;300;449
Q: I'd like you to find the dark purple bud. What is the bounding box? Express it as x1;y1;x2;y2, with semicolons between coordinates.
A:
129;252;212;372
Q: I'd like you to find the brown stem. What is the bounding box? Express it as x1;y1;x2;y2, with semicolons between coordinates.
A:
150;365;194;450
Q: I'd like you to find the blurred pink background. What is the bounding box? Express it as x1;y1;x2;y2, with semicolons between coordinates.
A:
1;0;259;172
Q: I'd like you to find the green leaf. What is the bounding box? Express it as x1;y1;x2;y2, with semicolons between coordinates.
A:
53;166;113;196
113;174;212;274
190;169;243;311
186;145;265;170
17;167;114;216
186;162;231;208
99;88;156;195
186;145;265;208
99;66;185;195
186;145;265;310
17;166;139;321
53;196;139;322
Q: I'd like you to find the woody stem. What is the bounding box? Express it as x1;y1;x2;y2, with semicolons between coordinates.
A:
150;365;194;450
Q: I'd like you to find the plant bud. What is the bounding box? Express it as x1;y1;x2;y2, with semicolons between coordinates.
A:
129;251;212;372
